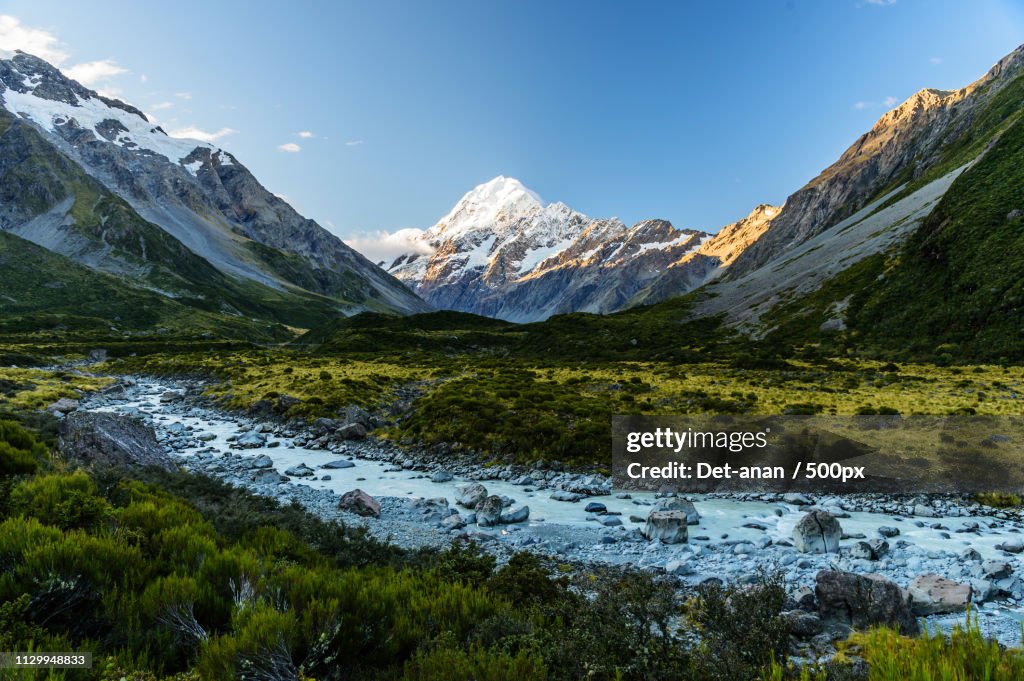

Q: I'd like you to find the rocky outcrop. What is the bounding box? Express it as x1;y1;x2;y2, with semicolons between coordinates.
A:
815;570;919;636
338;489;380;518
792;511;842;554
58;411;175;471
650;497;701;526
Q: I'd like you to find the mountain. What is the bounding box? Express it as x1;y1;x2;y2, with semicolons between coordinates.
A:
388;176;724;322
0;50;427;333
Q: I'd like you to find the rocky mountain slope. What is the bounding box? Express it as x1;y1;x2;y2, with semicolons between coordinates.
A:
0;50;427;331
387;176;755;322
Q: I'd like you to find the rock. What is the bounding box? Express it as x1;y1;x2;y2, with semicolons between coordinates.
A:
284;464;315;477
455;483;488;509
599;516;623;527
430;470;454;483
248;400;274;417
960;548;982;562
276;394;301;412
441;513;466;530
665;558;693;576
160;391;184;403
198;432;216;442
584;502;607;514
500;505;530;524
318;460;354;472
311;418;340;435
336;423;368;440
913;503;937;518
250;454;274;469
783;610;824;639
997;539;1024;554
236;431;267;448
815;570;918;636
87;348;108;363
550;490;583;502
850;539;888;561
783;492;812;506
475;495;504;527
46;398;79;415
339;404;372;428
252;470;285;485
908;574;971;616
59;412;175;472
338;489;380;518
792;511;842;554
650;497;700;525
878;526;900;538
321;475;331;481
644;510;688;544
979;560;1013;580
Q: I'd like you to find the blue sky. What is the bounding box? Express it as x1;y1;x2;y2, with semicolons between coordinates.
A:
0;1;1022;262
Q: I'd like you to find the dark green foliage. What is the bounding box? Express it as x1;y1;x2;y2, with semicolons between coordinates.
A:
0;419;44;477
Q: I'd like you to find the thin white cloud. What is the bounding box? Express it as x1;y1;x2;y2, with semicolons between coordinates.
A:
854;96;899;111
865;0;896;5
175;92;192;100
64;59;127;86
296;130;314;138
0;15;69;64
344;228;433;265
930;56;943;65
345;139;364;146
277;142;301;153
140;73;148;83
168;126;236;142
151;101;174;111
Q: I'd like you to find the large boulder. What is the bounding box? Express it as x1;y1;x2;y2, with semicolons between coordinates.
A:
500;505;530;524
336;423;367;440
792;510;842;554
475;495;505;527
46;398;79;415
59;412;175;472
644;510;689;544
455;483;488;509
815;570;919;635
650;497;700;525
908;574;971;616
338;489;380;518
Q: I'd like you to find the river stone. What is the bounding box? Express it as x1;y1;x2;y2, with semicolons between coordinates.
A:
850;539;888;561
285;464;314;477
500;505;530;524
979;560;1013;580
476;495;504;527
584;502;607;514
913;503;937;518
550;490;583;502
456;483;488;509
236;431;266;448
59;411;176;472
644;510;688;544
338;489;380;518
783;492;812;506
908;574;971;616
322;459;355;469
441;513;466;530
252;470;285;485
792;510;842;554
250;454;274;469
431;470;454;483
997;539;1024;554
650;497;700;525
815;570;919;636
878;526;900;538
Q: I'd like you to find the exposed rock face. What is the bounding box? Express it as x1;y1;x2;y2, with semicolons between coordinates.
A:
388;176;716;321
0;51;427;318
58;411;175;471
792;511;842;554
815;570;919;635
908;574;971;616
338;489;380;518
728;45;1024;279
644;510;689;544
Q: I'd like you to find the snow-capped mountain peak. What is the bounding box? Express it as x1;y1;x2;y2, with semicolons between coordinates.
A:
432;176;545;238
0;51;225;174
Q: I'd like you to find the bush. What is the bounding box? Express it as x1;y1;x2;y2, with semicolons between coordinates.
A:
404;644;547;681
